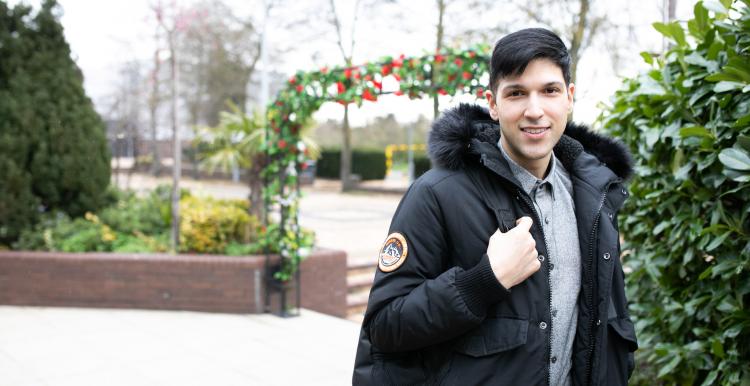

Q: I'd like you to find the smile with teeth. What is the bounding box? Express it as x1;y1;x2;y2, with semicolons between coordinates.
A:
521;127;549;134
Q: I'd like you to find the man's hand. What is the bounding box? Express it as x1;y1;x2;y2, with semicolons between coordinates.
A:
486;216;541;289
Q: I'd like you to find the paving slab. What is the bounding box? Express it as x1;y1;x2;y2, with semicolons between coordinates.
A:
0;306;361;385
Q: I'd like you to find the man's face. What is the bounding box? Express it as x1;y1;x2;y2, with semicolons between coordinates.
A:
485;58;574;176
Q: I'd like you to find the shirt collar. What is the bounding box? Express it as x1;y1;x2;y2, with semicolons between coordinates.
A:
498;139;557;200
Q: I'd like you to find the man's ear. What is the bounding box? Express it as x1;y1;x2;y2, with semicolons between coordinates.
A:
485;90;499;121
567;82;575;112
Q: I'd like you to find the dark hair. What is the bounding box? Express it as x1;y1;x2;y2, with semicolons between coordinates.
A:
489;28;571;92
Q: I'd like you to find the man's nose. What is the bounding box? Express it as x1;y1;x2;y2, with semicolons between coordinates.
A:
524;94;544;120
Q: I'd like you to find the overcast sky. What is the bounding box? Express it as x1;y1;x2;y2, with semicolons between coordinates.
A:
10;0;697;128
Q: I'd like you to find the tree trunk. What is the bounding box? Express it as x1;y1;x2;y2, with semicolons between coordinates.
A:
667;0;677;21
340;103;354;191
432;0;446;119
248;155;265;220
149;37;161;176
168;32;181;254
568;0;590;87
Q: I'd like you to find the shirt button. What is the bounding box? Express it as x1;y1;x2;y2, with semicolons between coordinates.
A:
551;356;557;364
549;263;554;271
603;252;611;260
539;321;547;330
538;255;545;262
544;217;550;224
551;309;558;318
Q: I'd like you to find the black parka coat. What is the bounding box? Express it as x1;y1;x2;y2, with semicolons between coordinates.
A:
352;104;638;386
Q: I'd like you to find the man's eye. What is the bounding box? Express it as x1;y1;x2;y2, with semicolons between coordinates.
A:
545;88;560;94
508;90;524;97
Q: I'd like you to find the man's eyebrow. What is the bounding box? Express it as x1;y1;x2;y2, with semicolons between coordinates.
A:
501;83;525;91
501;81;565;92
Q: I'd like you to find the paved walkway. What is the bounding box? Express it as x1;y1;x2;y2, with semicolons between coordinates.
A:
0;306;361;385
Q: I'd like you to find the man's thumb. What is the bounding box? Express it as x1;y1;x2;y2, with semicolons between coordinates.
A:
514;216;533;232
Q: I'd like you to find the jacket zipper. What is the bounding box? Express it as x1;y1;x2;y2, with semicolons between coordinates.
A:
584;179;619;385
516;189;553;386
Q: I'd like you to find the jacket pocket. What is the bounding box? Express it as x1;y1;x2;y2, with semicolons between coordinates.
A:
454;317;528;357
606;317;638;385
374;351;427;386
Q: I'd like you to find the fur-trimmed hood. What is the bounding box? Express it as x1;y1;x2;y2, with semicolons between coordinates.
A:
428;103;633;180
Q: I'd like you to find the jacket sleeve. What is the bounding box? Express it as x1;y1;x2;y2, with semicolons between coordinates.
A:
363;178;510;353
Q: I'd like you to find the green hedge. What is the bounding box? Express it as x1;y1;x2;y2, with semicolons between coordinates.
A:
601;1;749;384
316;148;387;180
414;154;432;178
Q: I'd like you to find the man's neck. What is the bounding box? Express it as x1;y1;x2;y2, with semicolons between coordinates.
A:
499;140;552;180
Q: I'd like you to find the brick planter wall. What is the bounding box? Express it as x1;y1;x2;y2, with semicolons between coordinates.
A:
0;248;347;318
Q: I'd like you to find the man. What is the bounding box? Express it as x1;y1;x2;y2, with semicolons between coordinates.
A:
353;28;638;385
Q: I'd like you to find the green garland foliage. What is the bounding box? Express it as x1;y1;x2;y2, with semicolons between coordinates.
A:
265;46;490;281
601;1;749;384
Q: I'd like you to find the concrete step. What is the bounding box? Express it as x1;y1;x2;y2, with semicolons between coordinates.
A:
346;291;370;319
347;260;377;277
347;272;374;293
346;262;377;320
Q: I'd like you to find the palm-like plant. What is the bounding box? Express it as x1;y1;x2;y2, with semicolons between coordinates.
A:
194;101;319;219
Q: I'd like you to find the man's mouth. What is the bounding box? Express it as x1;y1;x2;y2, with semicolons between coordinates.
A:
521;127;550;134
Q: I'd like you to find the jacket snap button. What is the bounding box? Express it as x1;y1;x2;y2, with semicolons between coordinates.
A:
539;322;547;330
603;253;611;260
621;188;628;195
608;213;614;220
538;255;545;262
596;319;601;326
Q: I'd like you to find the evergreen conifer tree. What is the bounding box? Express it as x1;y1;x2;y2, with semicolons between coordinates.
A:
0;0;110;245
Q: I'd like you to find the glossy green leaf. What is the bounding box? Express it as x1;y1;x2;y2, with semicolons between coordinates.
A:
680;126;713;138
658;355;682;378
706;231;731;251
714;81;744;92
719;147;750;170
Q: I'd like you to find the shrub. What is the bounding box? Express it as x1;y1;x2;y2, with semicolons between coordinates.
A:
178;196;258;253
600;1;750;384
98;189;168;236
12;186;307;258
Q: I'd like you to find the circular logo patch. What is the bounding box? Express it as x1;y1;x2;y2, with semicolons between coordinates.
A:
379;233;408;272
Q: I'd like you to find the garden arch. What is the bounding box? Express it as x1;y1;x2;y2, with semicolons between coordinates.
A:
262;46;491;310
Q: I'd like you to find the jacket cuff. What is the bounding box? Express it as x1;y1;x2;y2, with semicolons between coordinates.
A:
454;254;510;317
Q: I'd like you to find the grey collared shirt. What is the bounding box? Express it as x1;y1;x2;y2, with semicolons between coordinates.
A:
499;142;581;386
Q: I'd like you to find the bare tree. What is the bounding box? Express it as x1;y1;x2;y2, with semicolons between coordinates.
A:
148;25;162;176
509;0;603;85
328;0;362;191
152;1;197;253
433;0;447;119
107;60;144;189
177;0;268;128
